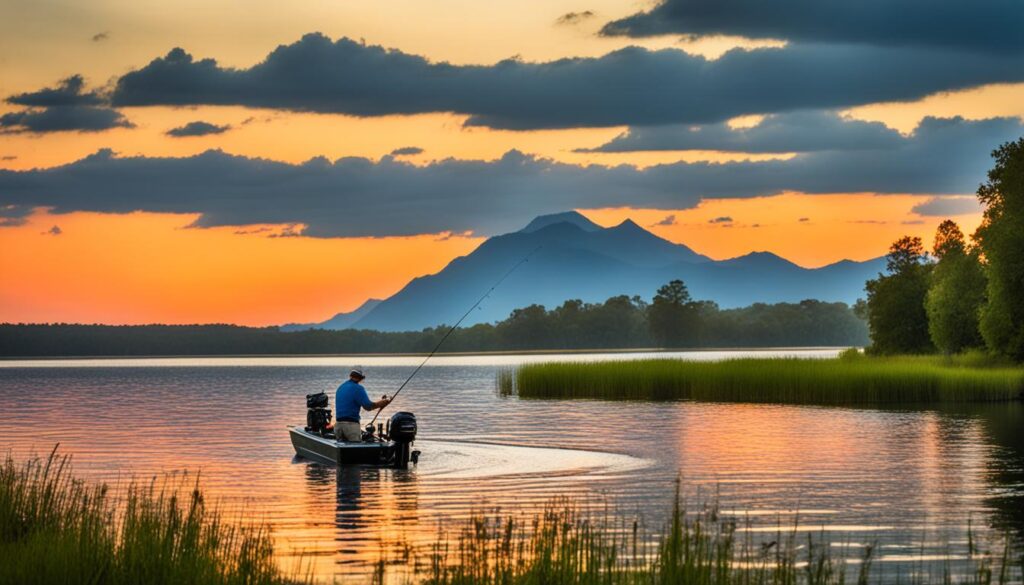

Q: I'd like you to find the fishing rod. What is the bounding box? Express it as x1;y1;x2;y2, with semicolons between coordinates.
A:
369;246;542;426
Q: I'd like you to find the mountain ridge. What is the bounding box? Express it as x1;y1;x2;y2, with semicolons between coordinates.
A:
293;213;883;332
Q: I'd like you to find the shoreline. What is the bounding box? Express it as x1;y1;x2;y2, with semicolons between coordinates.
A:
0;346;854;361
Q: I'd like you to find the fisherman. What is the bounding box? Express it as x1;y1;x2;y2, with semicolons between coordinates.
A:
334;367;391;442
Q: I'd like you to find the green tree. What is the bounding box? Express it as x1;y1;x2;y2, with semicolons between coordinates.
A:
648;280;700;347
865;236;934;354
925;220;986;354
975;138;1024;361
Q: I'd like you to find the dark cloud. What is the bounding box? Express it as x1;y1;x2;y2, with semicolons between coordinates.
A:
798;217;810;222
708;216;733;224
92;32;110;42
0;117;1018;237
581;111;903;153
911;196;984;216
0;204;32;227
2;75;130;134
650;214;677;227
389;146;424;156
6;75;105;107
0;155;16;161
165;120;231;137
555;11;595;26
109;33;1024;130
42;225;62;236
600;0;1024;54
0;106;133;134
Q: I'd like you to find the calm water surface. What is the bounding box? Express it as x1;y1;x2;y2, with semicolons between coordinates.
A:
1;349;1022;582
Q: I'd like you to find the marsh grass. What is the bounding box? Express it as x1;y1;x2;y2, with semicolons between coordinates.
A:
402;488;1022;585
502;353;1024;405
0;448;299;585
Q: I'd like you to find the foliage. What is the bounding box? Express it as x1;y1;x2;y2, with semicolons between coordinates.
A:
0;293;868;357
976;138;1024;361
0;449;296;585
865;236;934;355
926;220;987;354
505;355;1024;405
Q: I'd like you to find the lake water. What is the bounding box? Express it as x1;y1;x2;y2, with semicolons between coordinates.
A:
1;349;1022;582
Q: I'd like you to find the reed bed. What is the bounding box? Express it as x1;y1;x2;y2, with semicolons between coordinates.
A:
502;352;1024;405
406;489;1022;585
0;448;299;585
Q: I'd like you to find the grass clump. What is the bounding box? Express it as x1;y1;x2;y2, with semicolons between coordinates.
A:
0;448;298;585
505;354;1024;405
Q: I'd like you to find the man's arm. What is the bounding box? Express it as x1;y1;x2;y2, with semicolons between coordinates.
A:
358;387;391;411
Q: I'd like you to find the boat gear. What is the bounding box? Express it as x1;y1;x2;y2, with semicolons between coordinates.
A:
305;391;332;433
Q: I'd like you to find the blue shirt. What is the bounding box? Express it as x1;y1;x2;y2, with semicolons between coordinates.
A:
335;379;374;422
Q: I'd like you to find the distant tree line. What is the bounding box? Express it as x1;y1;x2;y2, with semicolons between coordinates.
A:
865;138;1024;361
0;296;867;357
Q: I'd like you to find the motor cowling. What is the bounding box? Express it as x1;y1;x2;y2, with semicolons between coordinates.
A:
388;412;417;443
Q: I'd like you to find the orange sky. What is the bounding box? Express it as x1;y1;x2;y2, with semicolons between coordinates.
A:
1;211;481;325
0;0;1018;325
0;195;982;326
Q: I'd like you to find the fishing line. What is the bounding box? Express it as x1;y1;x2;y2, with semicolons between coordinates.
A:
369;246;542;426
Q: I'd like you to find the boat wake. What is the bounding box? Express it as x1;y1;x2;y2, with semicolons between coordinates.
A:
408;439;652;480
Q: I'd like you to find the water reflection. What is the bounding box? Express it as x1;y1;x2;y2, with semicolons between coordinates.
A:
955;402;1024;539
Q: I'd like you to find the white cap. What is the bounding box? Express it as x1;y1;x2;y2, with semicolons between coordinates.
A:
350;367;365;379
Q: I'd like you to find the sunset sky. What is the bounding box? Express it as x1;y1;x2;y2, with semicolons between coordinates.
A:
2;0;1022;326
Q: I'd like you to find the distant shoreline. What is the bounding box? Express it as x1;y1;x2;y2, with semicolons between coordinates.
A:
0;346;853;361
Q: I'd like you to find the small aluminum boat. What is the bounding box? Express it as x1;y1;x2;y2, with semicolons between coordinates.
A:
288;424;419;468
290;391;419;469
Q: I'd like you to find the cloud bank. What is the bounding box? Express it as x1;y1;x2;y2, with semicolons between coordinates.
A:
0;116;1015;237
600;0;1024;54
582;111;904;153
106;33;1024;130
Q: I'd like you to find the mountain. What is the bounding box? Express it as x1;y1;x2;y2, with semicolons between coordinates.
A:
279;298;382;332
291;213;883;332
520;210;601;233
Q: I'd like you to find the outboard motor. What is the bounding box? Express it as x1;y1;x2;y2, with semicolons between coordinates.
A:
388;411;417;469
305;391;332;436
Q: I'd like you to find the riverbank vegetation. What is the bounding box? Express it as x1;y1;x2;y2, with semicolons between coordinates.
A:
502;351;1024;405
0;298;866;357
0;449;298;585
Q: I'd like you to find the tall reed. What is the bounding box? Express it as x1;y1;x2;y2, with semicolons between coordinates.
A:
0;447;298;585
406;487;1022;585
507;354;1024;405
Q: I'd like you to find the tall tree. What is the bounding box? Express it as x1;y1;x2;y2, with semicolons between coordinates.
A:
975;138;1024;361
925;220;986;354
865;236;934;354
648;279;700;347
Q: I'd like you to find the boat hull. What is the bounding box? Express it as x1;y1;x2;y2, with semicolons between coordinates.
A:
289;426;402;467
